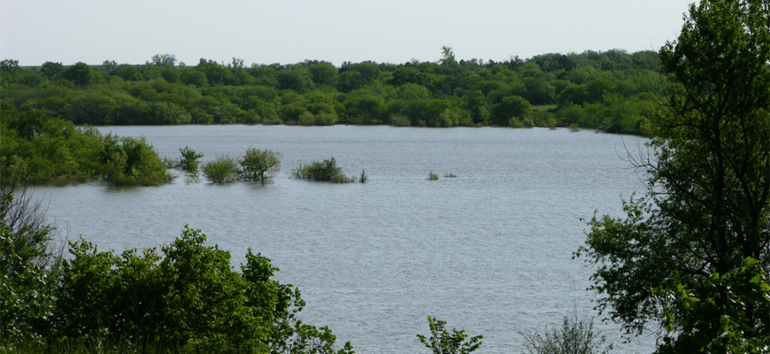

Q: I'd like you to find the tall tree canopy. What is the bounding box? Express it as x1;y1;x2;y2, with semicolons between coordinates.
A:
578;0;770;353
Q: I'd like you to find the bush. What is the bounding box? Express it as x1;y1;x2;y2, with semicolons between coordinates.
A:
202;154;239;183
239;148;282;185
428;171;439;180
518;312;611;354
101;135;174;187
389;113;411;127
291;157;355;183
178;146;204;175
50;226;355;353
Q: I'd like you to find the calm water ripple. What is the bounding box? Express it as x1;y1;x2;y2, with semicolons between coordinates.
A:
33;125;654;353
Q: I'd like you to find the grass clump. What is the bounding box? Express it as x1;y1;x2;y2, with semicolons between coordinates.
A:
291;157;356;183
202;154;239;183
443;173;457;178
428;171;439;180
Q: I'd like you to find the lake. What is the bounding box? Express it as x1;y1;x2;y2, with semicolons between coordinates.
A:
33;125;654;353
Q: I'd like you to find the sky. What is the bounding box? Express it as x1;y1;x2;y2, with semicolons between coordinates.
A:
1;0;695;67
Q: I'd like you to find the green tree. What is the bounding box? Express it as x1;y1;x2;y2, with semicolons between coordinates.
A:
39;61;63;80
416;316;482;354
51;226;355;353
309;62;339;87
151;54;177;67
491;95;531;126
0;189;56;347
61;62;94;87
0;59;19;73
576;1;770;353
240;148;282;185
179;146;204;175
101;135;171;186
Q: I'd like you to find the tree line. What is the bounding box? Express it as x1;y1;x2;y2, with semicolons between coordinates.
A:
1;48;671;135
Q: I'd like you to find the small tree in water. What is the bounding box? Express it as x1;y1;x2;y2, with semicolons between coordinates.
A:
178;146;203;175
239;148;282;185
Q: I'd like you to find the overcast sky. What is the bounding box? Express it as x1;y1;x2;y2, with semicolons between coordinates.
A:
1;0;694;67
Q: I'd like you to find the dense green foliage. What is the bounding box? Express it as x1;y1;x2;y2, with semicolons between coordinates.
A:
0;103;171;186
416;317;482;354
576;0;770;353
0;189;354;353
178;146;204;175
201;154;240;183
291;157;356;183
101;134;174;186
0;189;56;347
2;48;672;134
240;148;282;185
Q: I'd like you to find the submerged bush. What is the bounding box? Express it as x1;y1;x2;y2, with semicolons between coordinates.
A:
178;146;204;175
291;157;355;183
240;148;282;185
202;154;239;183
101;135;174;187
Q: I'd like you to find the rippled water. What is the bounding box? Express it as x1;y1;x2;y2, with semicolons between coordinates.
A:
33;125;654;353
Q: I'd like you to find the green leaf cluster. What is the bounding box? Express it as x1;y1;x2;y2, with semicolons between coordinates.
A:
416;316;482;354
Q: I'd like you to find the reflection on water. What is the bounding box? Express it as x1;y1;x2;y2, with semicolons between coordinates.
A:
34;125;651;353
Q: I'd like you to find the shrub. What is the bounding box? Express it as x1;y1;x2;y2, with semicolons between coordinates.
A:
518;312;611;354
291;157;355;183
202;154;239;183
178;146;203;175
50;226;355;353
101;135;174;187
443;173;457;178
389;113;411;127
240;148;282;185
428;171;439;180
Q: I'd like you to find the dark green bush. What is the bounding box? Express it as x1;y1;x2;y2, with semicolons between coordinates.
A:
101;135;174;186
48;226;354;353
202;154;239;183
291;157;355;183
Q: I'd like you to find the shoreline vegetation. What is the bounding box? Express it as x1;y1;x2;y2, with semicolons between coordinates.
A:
2;47;667;136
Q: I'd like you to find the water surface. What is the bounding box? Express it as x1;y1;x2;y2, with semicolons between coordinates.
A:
35;125;653;353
